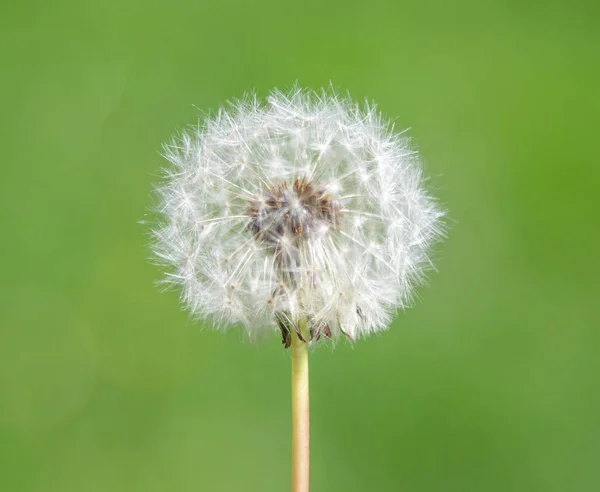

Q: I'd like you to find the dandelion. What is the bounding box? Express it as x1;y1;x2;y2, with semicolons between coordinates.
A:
151;87;444;492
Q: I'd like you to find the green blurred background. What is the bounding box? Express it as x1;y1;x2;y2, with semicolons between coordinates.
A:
1;0;599;490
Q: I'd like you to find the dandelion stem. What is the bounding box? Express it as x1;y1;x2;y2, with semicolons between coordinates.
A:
291;318;310;492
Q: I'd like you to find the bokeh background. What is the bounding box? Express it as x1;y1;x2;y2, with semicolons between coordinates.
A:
2;0;599;490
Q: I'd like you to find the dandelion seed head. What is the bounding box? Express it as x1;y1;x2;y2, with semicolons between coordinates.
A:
152;87;444;342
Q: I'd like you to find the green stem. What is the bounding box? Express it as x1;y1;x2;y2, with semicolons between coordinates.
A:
291;318;310;492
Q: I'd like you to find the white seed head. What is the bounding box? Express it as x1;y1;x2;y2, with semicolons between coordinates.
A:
152;87;444;343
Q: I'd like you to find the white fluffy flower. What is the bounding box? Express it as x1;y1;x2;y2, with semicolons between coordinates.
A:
153;87;444;344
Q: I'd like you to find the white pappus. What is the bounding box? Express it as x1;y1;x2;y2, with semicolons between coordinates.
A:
152;87;444;345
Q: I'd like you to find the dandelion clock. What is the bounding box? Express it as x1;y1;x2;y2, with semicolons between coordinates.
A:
151;87;444;492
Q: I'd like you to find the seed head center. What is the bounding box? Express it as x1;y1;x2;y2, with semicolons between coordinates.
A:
246;177;340;247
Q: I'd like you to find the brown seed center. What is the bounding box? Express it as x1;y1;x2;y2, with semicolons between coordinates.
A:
246;177;340;248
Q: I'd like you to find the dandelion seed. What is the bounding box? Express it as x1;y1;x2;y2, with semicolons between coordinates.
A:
152;87;444;343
